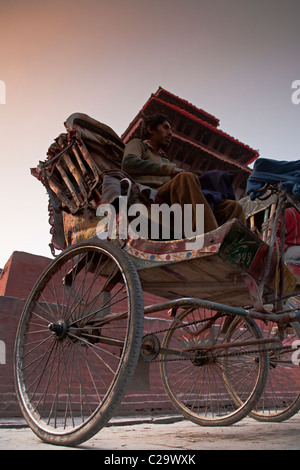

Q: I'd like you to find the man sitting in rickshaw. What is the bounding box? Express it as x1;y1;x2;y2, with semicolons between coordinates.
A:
122;113;245;237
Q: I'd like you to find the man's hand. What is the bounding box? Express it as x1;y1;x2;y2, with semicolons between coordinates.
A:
171;167;185;176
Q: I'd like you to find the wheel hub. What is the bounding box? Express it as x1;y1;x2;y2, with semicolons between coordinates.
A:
48;320;69;340
191;350;216;366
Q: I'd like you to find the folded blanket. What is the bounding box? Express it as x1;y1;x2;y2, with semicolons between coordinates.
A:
246;158;300;200
198;170;236;210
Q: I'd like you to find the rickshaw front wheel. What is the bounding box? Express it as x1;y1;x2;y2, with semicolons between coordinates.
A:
14;239;144;447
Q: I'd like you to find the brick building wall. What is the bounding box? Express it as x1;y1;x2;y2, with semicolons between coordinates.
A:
0;251;175;417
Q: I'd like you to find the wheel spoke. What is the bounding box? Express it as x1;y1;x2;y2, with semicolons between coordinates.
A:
160;308;268;426
250;318;300;421
14;240;144;446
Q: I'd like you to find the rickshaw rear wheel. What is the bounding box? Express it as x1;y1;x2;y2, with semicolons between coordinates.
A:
14;239;144;447
160;308;268;426
249;319;300;422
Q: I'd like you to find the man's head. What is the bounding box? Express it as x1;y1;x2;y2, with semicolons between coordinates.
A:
142;114;172;149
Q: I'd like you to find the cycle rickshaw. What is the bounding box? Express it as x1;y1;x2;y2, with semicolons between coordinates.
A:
14;114;300;446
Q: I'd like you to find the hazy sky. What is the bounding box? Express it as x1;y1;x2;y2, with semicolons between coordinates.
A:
0;0;300;267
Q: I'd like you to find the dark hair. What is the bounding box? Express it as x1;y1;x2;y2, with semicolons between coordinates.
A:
142;113;171;139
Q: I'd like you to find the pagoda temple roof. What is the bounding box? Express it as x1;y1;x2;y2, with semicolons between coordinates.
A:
154;87;220;127
122;87;259;167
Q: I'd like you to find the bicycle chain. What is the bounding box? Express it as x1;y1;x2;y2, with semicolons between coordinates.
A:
149;311;228;336
153;345;293;363
145;314;293;363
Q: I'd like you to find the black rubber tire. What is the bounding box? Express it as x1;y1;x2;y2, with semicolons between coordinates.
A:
249;320;300;422
160;309;268;426
14;239;144;446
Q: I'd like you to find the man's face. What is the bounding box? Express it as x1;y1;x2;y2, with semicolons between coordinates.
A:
148;120;172;148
